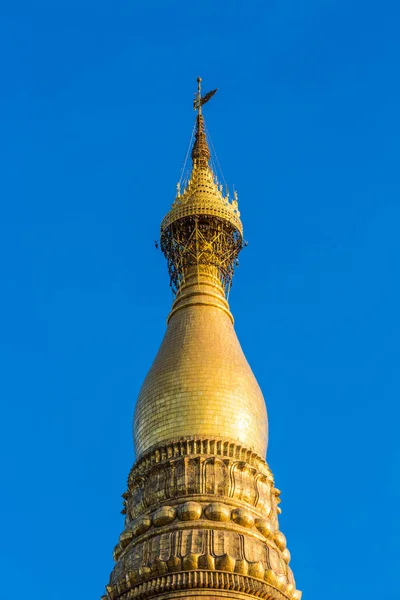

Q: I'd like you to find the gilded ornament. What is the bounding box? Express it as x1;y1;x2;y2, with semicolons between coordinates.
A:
166;556;181;572
282;547;291;564
264;570;278;586
255;518;273;538
231;507;255;528
286;583;295;596
276;574;288;591
216;553;236;572
248;561;265;580
178;501;202;521
152;506;176;527
138;566;151;580
204;502;231;521
150;558;168;576
182;553;199;570
235;558;249;575
113;543;123;561
132;515;152;537
119;529;133;548
287;566;296;586
273;530;287;551
198;553;215;570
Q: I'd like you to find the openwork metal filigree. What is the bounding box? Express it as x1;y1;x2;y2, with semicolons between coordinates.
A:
161;214;242;296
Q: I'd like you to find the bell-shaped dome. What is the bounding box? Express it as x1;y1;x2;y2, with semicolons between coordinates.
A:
133;267;268;459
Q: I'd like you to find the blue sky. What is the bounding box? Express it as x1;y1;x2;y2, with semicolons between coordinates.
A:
1;1;399;598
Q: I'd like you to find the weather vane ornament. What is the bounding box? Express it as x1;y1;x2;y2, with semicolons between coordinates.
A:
160;77;242;297
193;76;218;112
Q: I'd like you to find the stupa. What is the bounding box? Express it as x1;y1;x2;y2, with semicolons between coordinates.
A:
103;78;301;600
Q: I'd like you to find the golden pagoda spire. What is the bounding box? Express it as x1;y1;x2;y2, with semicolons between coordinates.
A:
103;79;302;600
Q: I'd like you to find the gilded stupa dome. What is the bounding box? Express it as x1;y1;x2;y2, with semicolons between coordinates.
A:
133;266;268;459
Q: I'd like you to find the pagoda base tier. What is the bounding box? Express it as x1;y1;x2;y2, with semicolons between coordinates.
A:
105;438;301;600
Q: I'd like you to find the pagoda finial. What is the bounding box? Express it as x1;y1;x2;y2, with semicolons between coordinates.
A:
161;79;243;297
191;77;217;169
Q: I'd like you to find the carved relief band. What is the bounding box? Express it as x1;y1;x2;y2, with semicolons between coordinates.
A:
107;439;299;600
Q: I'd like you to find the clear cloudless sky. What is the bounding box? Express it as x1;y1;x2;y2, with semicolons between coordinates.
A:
0;1;399;598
